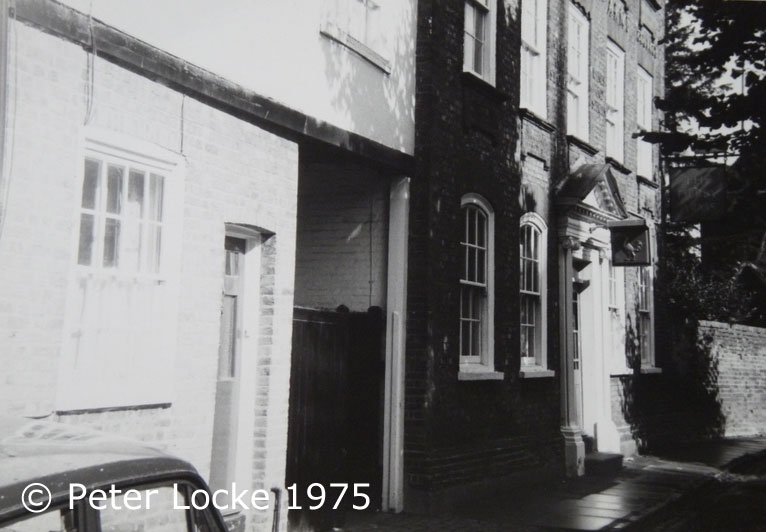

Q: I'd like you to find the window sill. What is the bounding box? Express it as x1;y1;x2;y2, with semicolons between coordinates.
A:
460;71;508;101
520;108;555;132
610;366;662;376
567;134;599;156
56;402;171;415
637;174;659;189
519;366;555;379
605;156;631;175
458;367;505;381
320;23;391;74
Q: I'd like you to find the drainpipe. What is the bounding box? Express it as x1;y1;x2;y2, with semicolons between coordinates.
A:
270;487;281;532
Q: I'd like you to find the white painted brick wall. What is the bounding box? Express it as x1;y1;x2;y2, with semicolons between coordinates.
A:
0;21;298;532
294;162;389;312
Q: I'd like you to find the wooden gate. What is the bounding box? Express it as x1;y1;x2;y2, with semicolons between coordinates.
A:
286;307;384;529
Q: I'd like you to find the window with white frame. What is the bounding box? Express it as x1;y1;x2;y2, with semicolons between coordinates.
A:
520;0;548;117
567;3;589;140
637;265;654;366
605;41;625;162
608;259;619;309
520;213;547;368
460;195;494;369
57;130;183;411
606;258;627;371
321;0;389;71
464;0;497;84
636;67;654;178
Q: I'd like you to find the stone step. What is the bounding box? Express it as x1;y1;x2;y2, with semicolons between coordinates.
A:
583;434;596;454
585;451;624;476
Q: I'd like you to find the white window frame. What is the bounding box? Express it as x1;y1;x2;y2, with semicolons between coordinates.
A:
459;194;501;380
463;0;497;85
605;40;625;162
636;67;654;178
606;257;629;374
567;3;590;141
320;0;391;72
637;264;655;367
56;127;184;411
520;0;548;118
519;213;551;377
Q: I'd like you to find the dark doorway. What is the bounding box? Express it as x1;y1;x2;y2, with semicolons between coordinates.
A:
286;306;385;530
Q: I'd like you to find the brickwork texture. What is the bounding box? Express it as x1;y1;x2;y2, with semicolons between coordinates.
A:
0;21;298;532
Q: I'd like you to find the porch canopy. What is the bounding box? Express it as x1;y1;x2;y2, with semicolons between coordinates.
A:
555;163;628;220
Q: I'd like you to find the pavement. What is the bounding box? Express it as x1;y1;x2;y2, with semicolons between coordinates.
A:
341;437;766;531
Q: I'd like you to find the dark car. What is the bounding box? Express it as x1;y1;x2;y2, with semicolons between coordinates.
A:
0;418;227;531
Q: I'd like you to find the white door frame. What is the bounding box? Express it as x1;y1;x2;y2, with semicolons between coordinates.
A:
382;177;409;512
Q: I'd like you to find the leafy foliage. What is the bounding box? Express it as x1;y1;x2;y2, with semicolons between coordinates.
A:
658;1;766;320
659;227;755;324
660;0;766;156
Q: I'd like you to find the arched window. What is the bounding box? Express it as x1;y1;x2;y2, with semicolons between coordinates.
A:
460;194;495;371
520;213;548;370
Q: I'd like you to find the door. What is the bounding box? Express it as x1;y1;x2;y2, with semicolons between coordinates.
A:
286;307;385;529
210;236;246;493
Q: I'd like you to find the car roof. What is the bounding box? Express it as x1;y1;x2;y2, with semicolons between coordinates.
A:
0;418;202;522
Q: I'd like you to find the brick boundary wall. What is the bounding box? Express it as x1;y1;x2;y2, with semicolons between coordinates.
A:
698;321;766;438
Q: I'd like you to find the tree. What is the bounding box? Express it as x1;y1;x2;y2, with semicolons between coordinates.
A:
654;1;766;325
660;0;766;157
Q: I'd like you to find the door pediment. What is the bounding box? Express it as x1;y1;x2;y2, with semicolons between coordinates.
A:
556;163;628;221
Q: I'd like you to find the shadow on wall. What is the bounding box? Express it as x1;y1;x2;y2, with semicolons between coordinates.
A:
320;2;416;154
619;308;725;453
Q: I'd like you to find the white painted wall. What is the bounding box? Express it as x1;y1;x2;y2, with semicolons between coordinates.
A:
59;0;417;155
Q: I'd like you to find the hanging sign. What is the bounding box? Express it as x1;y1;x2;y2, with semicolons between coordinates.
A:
608;219;651;266
669;165;727;223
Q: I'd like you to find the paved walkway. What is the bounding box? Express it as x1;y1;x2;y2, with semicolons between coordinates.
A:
341;437;766;531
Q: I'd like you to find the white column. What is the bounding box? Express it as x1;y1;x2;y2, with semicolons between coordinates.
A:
559;236;584;477
382;176;409;512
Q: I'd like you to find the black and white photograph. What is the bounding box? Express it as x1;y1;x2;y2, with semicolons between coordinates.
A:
0;0;764;530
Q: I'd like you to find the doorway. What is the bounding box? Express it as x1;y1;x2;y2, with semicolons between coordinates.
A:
210;227;261;506
286;307;385;529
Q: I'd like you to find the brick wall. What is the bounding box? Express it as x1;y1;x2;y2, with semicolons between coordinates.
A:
0;21;298;532
609;320;766;453
698;321;766;437
407;0;563;511
294;161;388;312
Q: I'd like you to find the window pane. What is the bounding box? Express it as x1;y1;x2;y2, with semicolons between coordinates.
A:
464;3;474;68
472;318;481;357
103;218;121;267
467;246;476;282
477;211;486;247
477;248;486;284
218;294;238;378
473;11;485;75
523;334;530;360
149;174;165;222
224;236;246;276
122;220;142;272
78;213;95;266
100;486;188;532
461;320;471;357
106;165;124;215
0;509;69;532
82;159;101;210
464;284;472;313
128;170;145;219
146;225;162;274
